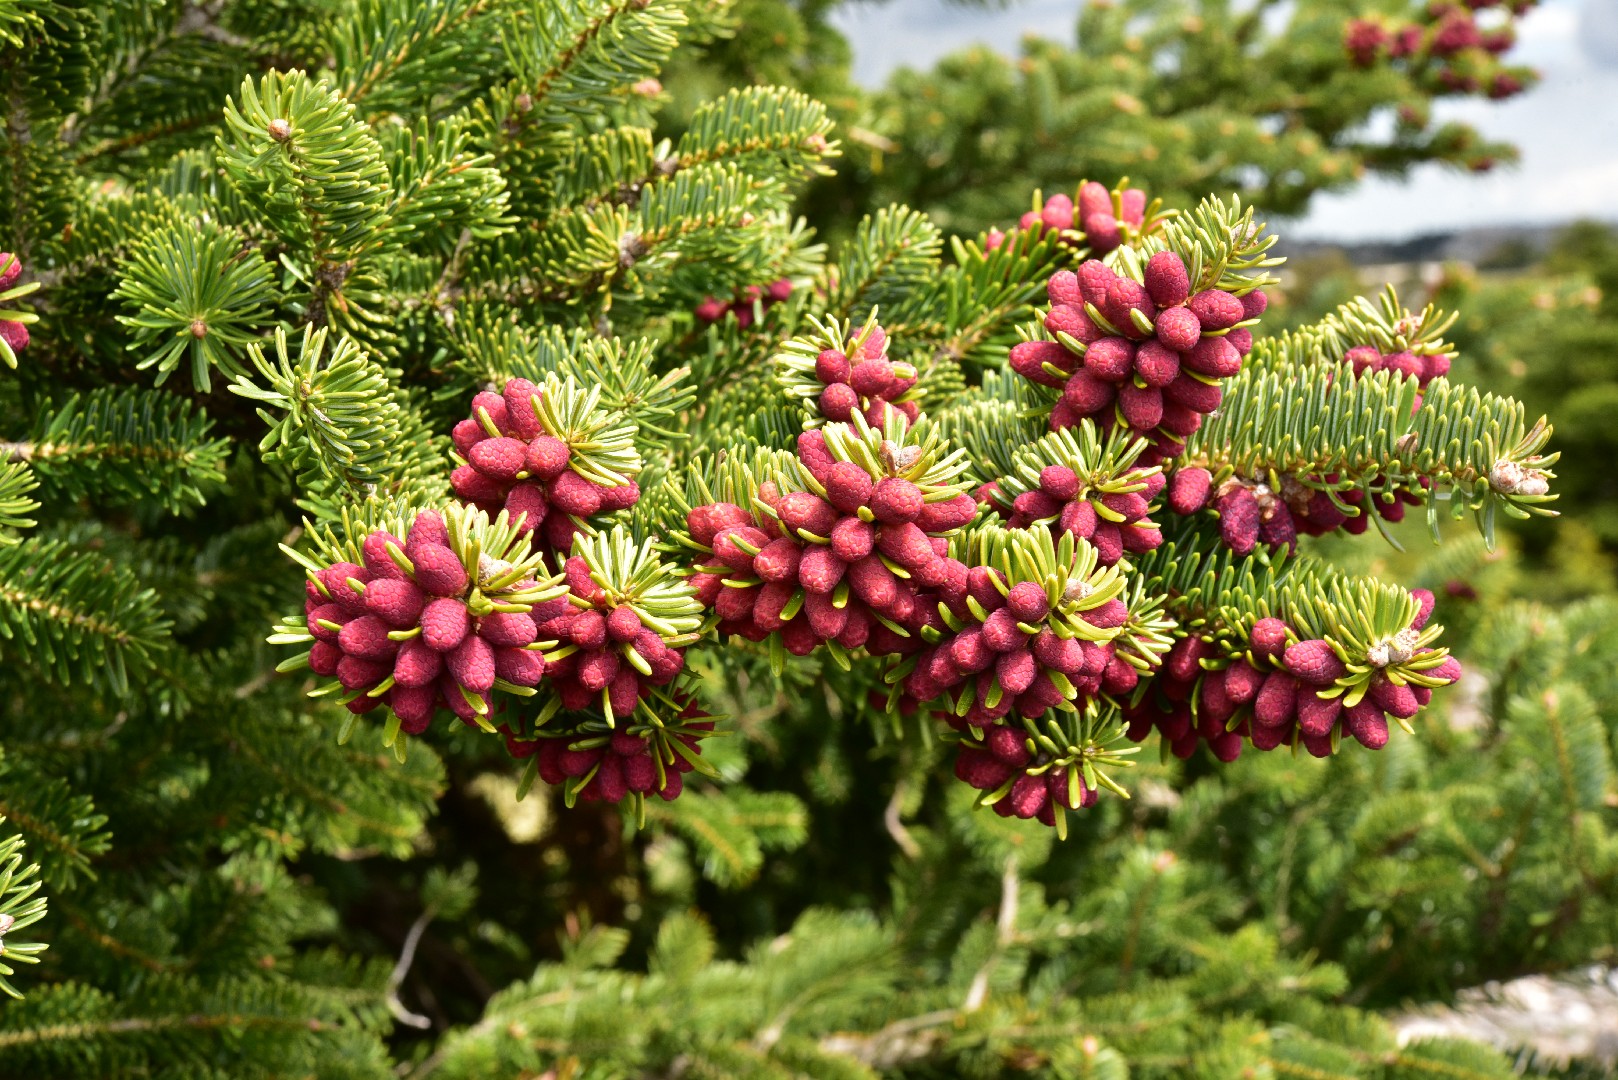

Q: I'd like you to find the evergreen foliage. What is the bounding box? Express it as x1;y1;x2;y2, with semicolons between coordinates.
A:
0;0;1600;1077
1434;223;1618;551
821;0;1543;235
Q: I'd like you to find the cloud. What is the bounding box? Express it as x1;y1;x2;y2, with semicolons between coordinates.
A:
830;0;1083;85
1580;0;1618;67
831;0;1604;240
1295;0;1618;239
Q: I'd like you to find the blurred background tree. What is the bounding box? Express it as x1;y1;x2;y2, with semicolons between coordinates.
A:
1434;223;1618;555
2;0;1615;1077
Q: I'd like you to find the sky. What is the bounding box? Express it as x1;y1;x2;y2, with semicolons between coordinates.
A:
828;0;1618;241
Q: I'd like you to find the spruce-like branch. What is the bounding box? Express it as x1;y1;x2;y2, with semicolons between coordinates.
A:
0;752;110;891
820;205;943;323
502;0;686;124
1184;355;1557;545
0;463;39;544
230;326;447;500
218;70;392;266
10;387;229;511
378;116;513;253
898;225;1067;372
329;0;491;110
0;977;395;1077
675;86;838;183
642;788;810;887
0;813;48;1000
0;539;171;694
113;218;277;391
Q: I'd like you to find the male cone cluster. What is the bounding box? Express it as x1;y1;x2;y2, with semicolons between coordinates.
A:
272;180;1518;833
303;511;550;732
1123;595;1462;761
893;532;1147;826
989;464;1165;566
807;324;921;428
1010;251;1267;463
300;514;706;806
1344;0;1534;105
1018;181;1149;255
1343;343;1450;388
540;556;688;720
954;732;1099;826
515;703;715;804
685;432;977;656
450;378;639;552
900;575;1134;722
1168;472;1423;556
0;253;28;357
696;278;793;328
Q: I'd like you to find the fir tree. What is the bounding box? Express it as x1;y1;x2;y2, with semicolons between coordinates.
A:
0;1;1596;1078
1432;223;1618;552
812;0;1543;235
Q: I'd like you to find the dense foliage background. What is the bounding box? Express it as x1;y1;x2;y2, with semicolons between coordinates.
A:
0;0;1612;1077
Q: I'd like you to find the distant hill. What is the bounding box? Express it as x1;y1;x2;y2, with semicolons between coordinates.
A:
1275;221;1618;268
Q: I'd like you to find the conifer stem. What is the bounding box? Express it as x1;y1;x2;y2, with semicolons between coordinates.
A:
386;906;436;1030
963;855;1019;1012
883;779;920;859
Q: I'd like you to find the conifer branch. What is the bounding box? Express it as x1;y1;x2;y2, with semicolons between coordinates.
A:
1184;354;1557;545
17;388;229;511
218;70;392;266
231;326;447;500
378;116;513;252
675;86;838;182
0;756;110;890
905;226;1067;371
504;0;686;124
0;539;171;694
820;206;943;323
0;815;46;1000
0;462;39;543
330;0;491;108
112;216;276;391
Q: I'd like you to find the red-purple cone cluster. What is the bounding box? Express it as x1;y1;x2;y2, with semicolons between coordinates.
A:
1010;253;1266;464
1346;2;1533;104
1168;466;1427;553
537;558;688;719
990;468;1166;566
1281;474;1430;540
895;565;1133;826
886;563;1139;822
304;511;549;733
686;435;978;657
521;703;715;804
695;278;793;328
1164;472;1298;556
450;378;639;552
0;253;27;356
1124;599;1461;761
1345;19;1391;66
901;576;1134;726
1342;343;1450;389
806;323;921;427
953;733;1099;826
1020;181;1148;255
